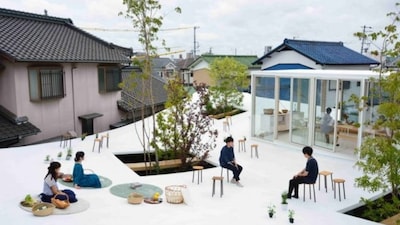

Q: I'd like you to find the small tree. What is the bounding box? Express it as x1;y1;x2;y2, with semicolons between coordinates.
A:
120;0;180;174
353;2;400;199
151;78;218;170
208;57;249;114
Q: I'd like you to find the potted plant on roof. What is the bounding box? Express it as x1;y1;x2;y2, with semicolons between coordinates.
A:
66;148;73;160
267;204;276;218
281;191;288;210
57;151;62;160
288;209;295;223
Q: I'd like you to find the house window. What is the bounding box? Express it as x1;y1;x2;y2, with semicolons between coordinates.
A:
98;66;121;92
28;67;64;101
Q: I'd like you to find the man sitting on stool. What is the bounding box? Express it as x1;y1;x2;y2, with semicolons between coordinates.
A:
219;136;244;187
287;146;319;198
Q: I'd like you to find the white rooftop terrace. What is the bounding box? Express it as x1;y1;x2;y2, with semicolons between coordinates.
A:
0;93;383;225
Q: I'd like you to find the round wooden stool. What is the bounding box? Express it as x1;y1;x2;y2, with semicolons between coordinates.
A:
192;165;204;184
250;144;259;158
238;139;246;152
221;167;230;183
318;170;333;192
302;183;316;202
212;176;224;197
92;138;102;153
333;178;346;201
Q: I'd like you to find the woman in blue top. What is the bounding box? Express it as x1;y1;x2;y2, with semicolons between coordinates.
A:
219;136;244;187
73;151;101;188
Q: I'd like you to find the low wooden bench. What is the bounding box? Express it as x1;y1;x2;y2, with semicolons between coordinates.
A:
126;159;182;171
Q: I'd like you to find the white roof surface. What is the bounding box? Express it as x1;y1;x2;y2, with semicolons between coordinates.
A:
0;93;382;225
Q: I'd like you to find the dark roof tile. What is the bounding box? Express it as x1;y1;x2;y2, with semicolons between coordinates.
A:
0;8;132;63
253;39;379;65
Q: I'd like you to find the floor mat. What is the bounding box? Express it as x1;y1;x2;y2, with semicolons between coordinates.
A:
58;175;112;188
20;198;90;215
110;183;163;199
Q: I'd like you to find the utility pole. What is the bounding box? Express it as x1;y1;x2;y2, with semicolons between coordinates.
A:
193;26;200;58
360;25;372;54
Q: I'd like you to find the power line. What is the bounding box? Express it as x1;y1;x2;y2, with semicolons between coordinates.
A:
79;26;193;32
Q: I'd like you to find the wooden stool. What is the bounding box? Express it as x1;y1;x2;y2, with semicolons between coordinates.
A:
333;178;346;201
60;130;77;148
101;133;109;148
250;144;259;158
192;166;204;184
92;138;102;153
221;167;230;183
223;121;230;132
238;139;246;152
303;183;316;202
318;170;333;192
225;116;232;125
212;176;224;197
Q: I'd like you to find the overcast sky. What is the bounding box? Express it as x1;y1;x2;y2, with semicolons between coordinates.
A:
0;0;397;58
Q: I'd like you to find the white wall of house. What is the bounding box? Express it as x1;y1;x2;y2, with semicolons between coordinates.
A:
192;60;209;70
0;62;122;145
260;51;372;70
260;51;321;69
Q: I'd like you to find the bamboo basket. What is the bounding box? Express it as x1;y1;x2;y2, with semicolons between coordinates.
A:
51;194;70;209
128;192;144;204
165;185;186;204
32;203;55;216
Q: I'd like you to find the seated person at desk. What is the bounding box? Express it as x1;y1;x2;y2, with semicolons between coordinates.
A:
321;107;339;146
73;151;101;188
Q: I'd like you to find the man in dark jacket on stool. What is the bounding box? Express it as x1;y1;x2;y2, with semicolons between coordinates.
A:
219;136;244;187
287;146;319;198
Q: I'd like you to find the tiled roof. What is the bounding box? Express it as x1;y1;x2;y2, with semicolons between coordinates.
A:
253;39;379;65
152;58;176;69
0;8;132;63
189;54;261;69
0;105;40;146
175;57;195;70
118;67;167;111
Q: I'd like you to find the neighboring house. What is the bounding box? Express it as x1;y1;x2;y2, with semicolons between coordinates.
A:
188;54;261;86
114;66;167;128
175;53;196;86
251;38;380;105
0;8;132;146
253;39;379;70
152;57;177;80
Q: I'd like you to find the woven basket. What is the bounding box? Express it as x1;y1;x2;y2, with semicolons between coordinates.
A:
32;203;55;216
127;192;144;204
51;194;70;209
165;185;186;204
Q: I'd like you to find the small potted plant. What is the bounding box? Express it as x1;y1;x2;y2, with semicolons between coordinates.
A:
57;151;62;160
281;191;288;210
243;136;246;141
66;148;73;160
288;209;295;223
44;155;50;162
267;204;276;218
81;133;87;141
